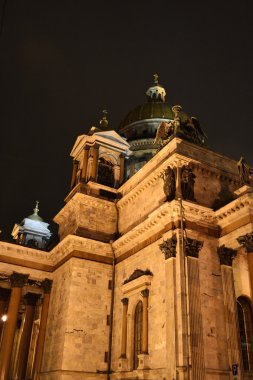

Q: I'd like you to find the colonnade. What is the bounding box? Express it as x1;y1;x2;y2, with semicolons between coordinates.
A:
70;145;126;189
0;272;52;380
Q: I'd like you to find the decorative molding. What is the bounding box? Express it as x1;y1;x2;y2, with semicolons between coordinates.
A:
185;238;203;258
217;245;237;266
159;235;177;259
0;273;10;283
215;196;251;221
10;272;29;288
141;288;149;297
117;155;191;210
41;278;53;293
123;269;153;284
237;232;253;253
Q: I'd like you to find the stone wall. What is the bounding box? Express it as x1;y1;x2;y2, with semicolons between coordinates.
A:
42;257;112;378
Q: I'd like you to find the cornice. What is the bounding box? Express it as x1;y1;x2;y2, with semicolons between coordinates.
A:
215;193;253;222
54;191;116;224
117;154;192;210
0;235;113;273
121;274;153;296
113;200;216;259
0;241;52;264
50;234;113;265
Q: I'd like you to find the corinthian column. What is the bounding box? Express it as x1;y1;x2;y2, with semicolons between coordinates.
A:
0;272;29;380
32;279;52;380
119;154;125;185
120;298;128;358
141;289;149;354
81;147;90;182
70;160;79;189
91;145;99;181
15;293;40;380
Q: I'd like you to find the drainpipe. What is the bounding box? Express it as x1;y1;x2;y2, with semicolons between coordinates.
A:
107;198;119;379
107;242;115;380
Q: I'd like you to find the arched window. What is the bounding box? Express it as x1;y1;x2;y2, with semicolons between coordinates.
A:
237;296;253;371
133;301;143;370
97;157;114;187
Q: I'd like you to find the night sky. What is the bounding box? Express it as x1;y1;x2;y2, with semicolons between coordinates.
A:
0;1;252;241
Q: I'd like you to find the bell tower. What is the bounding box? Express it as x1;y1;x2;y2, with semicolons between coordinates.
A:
69;111;131;192
54;112;131;241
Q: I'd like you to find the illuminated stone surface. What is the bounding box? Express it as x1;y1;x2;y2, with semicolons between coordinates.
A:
0;90;253;379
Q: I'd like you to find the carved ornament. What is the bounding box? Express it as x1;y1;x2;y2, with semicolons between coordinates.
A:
121;298;129;305
41;278;53;293
217;245;237;266
181;166;196;201
10;272;29;288
159;235;177;259
161;167;176;201
123;269;153;284
141;289;149;297
237;232;253;253
185;238;203;258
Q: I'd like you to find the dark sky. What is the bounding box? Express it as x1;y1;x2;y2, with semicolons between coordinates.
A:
0;0;252;241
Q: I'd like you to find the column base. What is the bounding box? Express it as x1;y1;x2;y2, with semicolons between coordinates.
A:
137;353;150;369
118;356;128;371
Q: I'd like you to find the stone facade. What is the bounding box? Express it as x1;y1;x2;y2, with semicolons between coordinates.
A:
0;128;253;380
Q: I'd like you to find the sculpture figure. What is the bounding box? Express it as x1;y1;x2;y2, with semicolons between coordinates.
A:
161;167;176;201
237;156;252;185
154;105;207;147
181;166;196;201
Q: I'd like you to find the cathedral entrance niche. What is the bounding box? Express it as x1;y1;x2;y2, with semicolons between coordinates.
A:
133;301;143;370
97;157;115;187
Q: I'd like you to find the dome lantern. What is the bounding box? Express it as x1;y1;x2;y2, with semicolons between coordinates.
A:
146;74;166;102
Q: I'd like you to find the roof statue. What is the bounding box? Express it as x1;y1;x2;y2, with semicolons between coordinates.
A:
100;109;109;129
154;104;207;148
237;156;253;185
88;110;111;136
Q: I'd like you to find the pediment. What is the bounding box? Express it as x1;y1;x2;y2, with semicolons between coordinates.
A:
94;130;130;149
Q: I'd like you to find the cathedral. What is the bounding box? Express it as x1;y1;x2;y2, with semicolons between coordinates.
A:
0;76;253;380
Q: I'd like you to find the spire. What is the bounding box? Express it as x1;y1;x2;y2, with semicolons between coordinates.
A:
34;200;39;215
99;109;109;129
153;73;159;85
27;201;43;222
146;74;166;102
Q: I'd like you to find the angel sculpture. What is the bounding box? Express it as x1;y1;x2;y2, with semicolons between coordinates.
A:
154;105;207;147
154;120;174;144
237;156;253;185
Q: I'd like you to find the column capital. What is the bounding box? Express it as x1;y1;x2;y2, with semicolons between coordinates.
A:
237;232;253;253
41;279;53;294
121;298;129;305
10;272;29;288
24;292;40;306
141;289;149;298
217;245;237;266
185;238;203;258
159;234;177;259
